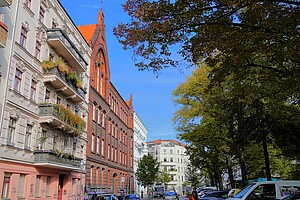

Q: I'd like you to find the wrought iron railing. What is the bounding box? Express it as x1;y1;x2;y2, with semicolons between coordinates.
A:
34;150;81;168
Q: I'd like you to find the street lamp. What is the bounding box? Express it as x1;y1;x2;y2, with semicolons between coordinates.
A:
79;160;86;200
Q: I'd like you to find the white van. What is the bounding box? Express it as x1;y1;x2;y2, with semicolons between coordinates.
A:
228;181;300;200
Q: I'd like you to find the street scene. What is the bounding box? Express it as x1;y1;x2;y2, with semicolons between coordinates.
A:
0;0;299;200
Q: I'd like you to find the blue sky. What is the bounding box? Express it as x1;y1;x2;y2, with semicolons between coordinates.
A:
59;0;192;142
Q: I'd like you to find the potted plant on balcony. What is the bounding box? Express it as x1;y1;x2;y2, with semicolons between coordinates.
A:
75;77;82;88
56;57;69;74
42;60;55;71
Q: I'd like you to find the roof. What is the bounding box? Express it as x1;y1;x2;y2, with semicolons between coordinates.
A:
146;139;186;147
77;24;97;44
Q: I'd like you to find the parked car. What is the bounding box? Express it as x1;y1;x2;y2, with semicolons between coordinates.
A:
94;194;119;200
228;189;241;198
281;193;300;200
198;188;217;198
88;192;104;200
123;194;141;200
199;190;230;200
228;181;300;200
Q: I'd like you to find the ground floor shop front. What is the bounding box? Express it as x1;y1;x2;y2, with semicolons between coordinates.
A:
0;160;85;200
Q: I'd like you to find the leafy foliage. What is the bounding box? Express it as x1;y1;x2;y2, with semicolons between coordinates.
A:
136;153;160;187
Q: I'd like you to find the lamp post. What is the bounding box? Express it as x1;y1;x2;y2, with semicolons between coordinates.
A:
79;160;86;200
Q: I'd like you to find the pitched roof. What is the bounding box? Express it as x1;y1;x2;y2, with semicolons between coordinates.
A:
77;24;97;44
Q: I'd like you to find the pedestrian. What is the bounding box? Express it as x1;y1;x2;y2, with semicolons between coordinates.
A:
191;187;199;200
83;191;88;200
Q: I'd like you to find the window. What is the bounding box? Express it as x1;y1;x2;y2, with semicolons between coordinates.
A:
24;0;31;7
2;173;11;199
20;26;28;48
163;149;167;154
14;68;22;92
91;134;95;152
170;158;173;162
45;89;50;102
92;104;97;121
96;136;100;154
108;145;110;159
7;118;16;144
101;139;104;156
101;112;105;127
25;124;32;149
40;130;47;149
250;184;276;200
35;175;41;197
0;13;5;23
35;41;41;59
46;176;51;196
170;149;173;154
18;174;25;198
30;80;37;101
56;97;61;104
39;7;45;22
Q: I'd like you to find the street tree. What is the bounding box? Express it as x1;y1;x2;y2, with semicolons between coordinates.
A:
185;163;201;187
136;153;160;189
157;169;172;192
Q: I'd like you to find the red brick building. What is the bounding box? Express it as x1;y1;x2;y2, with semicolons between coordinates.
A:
78;9;134;195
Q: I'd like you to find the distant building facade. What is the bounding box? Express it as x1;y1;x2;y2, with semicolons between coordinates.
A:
133;112;148;195
78;9;135;195
0;0;91;199
147;139;189;194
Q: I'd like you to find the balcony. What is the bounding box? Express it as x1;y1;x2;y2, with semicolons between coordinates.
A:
0;22;8;48
161;161;176;166
47;28;88;73
39;103;86;137
34;150;81;170
0;0;12;7
43;66;86;103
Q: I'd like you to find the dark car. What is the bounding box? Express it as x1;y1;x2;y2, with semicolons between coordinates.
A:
94;194;119;200
199;190;230;200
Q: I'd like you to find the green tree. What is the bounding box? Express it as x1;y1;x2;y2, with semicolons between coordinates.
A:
185;163;200;187
114;1;299;74
157;169;172;192
136;153;160;188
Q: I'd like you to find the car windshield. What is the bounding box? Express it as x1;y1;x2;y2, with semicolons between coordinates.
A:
234;183;256;198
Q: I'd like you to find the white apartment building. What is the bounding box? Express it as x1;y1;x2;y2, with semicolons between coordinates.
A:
147;139;189;195
133;112;148;195
0;0;91;199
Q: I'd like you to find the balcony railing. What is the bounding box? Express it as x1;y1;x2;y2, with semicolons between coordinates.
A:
0;22;8;48
34;150;81;170
43;66;86;103
0;0;12;7
39;103;86;137
47;28;88;73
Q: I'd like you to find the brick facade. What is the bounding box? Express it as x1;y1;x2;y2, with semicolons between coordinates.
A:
78;9;135;195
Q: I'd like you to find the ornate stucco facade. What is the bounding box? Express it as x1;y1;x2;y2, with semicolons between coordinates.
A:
133;112;148;195
0;0;91;199
147;139;189;195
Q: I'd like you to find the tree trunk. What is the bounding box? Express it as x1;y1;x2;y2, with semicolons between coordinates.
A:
237;148;247;186
226;156;235;189
262;135;272;181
